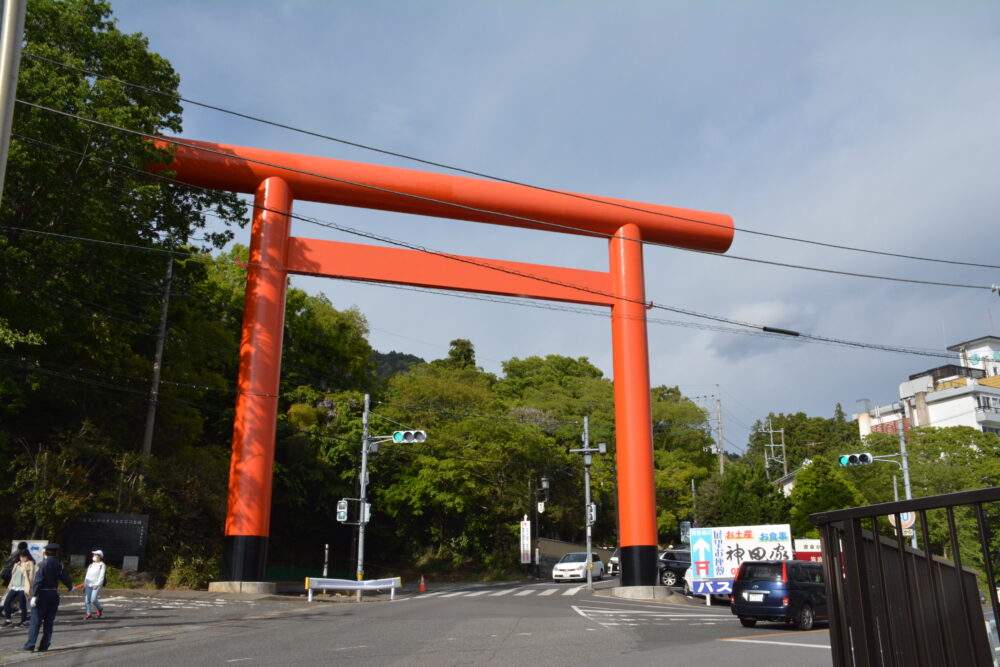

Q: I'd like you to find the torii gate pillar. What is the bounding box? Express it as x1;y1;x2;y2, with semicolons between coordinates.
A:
609;222;659;578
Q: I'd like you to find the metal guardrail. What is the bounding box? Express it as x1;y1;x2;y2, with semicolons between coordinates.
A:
304;576;402;601
810;487;1000;667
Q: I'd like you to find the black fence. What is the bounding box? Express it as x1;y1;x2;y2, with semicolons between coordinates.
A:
810;487;1000;667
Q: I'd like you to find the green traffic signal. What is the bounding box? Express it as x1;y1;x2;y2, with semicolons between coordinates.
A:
839;455;851;466
392;430;427;443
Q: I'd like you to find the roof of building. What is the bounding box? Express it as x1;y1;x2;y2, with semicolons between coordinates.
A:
946;335;1000;352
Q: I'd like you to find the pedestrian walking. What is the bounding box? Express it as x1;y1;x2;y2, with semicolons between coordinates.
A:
83;549;106;619
22;543;72;653
0;542;29;586
2;550;35;627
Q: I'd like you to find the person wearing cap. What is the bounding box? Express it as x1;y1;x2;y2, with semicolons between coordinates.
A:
83;550;106;620
22;543;72;653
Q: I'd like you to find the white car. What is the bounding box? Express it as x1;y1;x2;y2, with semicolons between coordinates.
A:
552;552;604;581
607;547;620;576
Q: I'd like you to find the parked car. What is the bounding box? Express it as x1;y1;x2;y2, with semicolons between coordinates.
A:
552;552;604;582
607;548;620;576
658;549;691;587
730;560;827;630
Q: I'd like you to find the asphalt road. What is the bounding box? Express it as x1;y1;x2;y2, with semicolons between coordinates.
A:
0;580;833;666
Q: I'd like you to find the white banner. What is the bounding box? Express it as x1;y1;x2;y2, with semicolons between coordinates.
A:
520;519;532;564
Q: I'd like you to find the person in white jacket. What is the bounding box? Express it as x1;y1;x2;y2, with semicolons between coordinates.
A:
83;550;106;620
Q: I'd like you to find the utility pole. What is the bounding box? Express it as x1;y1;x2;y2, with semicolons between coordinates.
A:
896;420;917;549
569;416;606;590
715;387;724;474
761;418;787;480
142;255;173;458
355;393;371;601
532;475;550;579
347;397;427;600
0;0;26;199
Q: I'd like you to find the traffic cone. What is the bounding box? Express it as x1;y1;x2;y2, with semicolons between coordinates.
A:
419;575;426;593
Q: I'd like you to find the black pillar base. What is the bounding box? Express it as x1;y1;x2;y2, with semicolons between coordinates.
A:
621;544;658;586
223;535;268;581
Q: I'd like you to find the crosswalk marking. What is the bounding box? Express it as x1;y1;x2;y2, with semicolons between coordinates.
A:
418;585;601;599
488;588;516;597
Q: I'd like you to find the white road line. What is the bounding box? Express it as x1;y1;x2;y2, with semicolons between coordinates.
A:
723;639;830;649
563;585;585;596
488;588;516;596
419;591;445;597
440;591;471;598
463;591;489;597
538;589;557;596
514;589;535;596
575;608;718;617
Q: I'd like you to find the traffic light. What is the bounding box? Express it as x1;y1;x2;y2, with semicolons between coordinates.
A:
838;453;874;466
336;499;349;522
392;430;427;443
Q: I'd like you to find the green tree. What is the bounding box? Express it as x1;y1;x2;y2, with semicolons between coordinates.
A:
789;458;865;537
696;459;790;528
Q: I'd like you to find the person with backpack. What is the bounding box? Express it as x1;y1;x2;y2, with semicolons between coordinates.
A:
0;542;29;587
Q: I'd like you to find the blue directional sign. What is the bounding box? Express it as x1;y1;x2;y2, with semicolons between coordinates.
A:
692;580;732;595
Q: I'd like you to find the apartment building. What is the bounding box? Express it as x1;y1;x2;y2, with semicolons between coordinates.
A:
856;335;1000;437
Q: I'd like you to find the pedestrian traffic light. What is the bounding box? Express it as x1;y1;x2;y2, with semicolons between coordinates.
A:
336;499;349;522
392;430;427;443
838;453;874;466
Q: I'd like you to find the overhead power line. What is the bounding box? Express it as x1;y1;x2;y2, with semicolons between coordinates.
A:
23;51;1000;271
13;101;997;295
3;125;961;360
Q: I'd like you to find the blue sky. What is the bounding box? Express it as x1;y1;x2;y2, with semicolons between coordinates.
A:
108;1;1000;456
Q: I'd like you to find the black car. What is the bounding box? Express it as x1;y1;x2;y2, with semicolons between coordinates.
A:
730;560;827;630
658;548;690;587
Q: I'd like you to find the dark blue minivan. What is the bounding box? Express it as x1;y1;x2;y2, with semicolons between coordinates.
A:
730;560;827;630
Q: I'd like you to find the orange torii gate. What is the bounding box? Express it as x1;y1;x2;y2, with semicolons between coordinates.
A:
161;139;734;586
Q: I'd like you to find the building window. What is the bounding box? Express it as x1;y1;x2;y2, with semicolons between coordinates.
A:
984;426;1000;436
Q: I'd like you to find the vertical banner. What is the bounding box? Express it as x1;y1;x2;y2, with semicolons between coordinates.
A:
520;518;531;564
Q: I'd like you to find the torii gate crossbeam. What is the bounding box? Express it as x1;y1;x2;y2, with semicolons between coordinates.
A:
159;140;734;587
